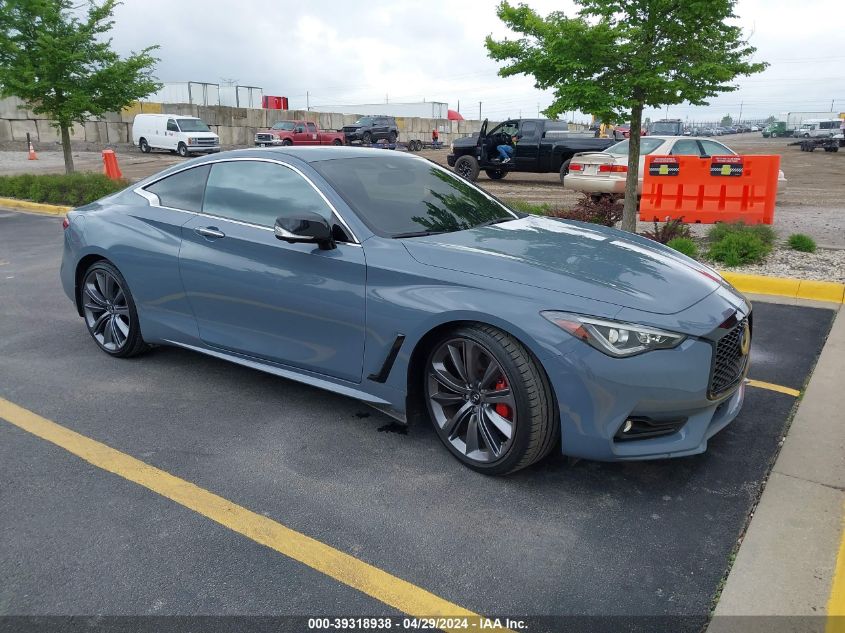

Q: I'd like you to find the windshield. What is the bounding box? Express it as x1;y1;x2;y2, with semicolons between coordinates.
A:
312;157;516;237
176;118;210;132
353;117;373;126
606;138;665;156
271;121;296;131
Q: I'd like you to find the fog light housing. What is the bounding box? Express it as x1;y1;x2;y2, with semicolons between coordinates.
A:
615;416;687;441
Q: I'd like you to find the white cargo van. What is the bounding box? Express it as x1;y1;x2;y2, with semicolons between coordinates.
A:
793;119;842;138
132;114;220;156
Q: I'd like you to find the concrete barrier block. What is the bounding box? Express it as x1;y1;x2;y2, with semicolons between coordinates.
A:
10;119;38;141
244;108;266;128
0;119;12;142
318;112;333;130
84;121;109;143
197;106;219;126
329;113;344;131
0;96;29;119
217;125;235;146
107;122;128;144
343;114;358;127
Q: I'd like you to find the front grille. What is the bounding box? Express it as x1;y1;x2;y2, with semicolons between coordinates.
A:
709;317;749;397
342;127;359;133
255;133;273;142
194;138;217;146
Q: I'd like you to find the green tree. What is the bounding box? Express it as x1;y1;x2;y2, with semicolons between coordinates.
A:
485;0;766;232
764;115;776;124
0;0;161;173
720;114;733;127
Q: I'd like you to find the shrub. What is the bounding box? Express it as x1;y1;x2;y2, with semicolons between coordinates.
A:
0;172;129;207
641;217;692;244
708;221;776;247
708;232;771;266
787;233;816;253
545;193;623;227
667;237;699;259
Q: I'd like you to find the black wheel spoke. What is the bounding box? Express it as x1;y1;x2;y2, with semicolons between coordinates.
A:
83;267;132;353
426;335;517;465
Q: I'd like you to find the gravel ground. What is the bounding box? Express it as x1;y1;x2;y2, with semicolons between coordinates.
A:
709;245;845;283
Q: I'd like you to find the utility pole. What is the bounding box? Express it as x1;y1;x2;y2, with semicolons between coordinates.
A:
738;101;743;123
537;102;540;117
479;101;482;121
306;91;310;111
457;99;460;113
386;93;389;104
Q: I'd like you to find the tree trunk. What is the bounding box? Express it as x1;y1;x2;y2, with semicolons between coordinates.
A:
60;124;74;174
621;102;644;233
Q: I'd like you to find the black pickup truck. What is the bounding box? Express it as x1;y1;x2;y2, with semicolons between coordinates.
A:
447;118;616;182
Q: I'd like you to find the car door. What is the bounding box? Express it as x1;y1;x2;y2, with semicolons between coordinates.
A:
305;122;319;145
514;120;539;171
293;123;311;145
165;118;180;151
178;158;367;383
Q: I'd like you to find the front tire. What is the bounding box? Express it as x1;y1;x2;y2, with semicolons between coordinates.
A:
177;142;189;157
282;138;293;146
454;155;479;181
362;131;372;144
81;261;148;358
424;325;558;475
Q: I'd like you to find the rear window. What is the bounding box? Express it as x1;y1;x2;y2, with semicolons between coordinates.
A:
607;138;665;156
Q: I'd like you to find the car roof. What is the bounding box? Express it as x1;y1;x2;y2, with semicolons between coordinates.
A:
208;146;423;163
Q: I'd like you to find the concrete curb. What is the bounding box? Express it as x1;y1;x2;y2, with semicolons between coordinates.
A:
709;304;845;629
0;197;71;215
721;272;845;304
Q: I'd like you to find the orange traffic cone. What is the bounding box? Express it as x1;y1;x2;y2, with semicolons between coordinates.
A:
102;149;122;180
28;141;37;160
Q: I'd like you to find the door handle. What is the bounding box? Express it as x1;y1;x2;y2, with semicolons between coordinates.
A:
195;226;225;239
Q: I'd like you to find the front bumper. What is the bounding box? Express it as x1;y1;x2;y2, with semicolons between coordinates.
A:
254;137;284;146
186;145;220;153
344;130;364;141
447;154;457;167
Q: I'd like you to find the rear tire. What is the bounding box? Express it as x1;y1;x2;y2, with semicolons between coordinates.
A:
454;155;479;181
81;261;149;358
424;324;558;475
139;138;150;153
362;131;372;144
485;168;506;180
559;159;571;185
388;131;397;143
332;139;343;146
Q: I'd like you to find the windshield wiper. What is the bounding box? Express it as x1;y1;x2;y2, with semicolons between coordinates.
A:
392;230;450;239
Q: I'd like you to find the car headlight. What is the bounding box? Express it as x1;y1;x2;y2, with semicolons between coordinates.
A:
187;137;195;144
541;311;686;358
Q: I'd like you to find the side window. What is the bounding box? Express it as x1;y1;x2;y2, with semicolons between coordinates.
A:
144;165;210;212
520;121;538;138
699;140;733;157
167;119;178;132
203;161;333;227
669;139;700;155
306;122;317;133
294;123;305;133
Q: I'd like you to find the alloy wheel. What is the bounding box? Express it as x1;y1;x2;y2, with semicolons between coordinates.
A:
455;160;473;179
83;269;131;352
427;337;517;463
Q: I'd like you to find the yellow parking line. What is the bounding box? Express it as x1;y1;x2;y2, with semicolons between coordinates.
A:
0;397;512;632
746;379;801;397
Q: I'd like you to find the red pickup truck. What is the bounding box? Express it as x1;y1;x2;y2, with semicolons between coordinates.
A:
254;120;345;147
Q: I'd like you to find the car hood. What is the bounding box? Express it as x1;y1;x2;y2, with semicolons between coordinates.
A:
402;215;721;315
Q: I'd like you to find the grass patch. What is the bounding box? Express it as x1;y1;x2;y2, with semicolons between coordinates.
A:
0;172;129;207
708;232;771;266
503;199;554;215
787;233;816;253
707;221;776;247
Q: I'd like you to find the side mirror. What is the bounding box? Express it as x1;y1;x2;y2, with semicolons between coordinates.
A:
274;212;336;250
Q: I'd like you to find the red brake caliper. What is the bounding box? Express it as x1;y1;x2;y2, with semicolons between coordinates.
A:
493;378;512;419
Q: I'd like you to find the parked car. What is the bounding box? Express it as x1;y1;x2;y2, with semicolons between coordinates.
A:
60;147;753;474
750;126;760;132
132;114;220;157
564;136;787;196
447;118;615;182
792;119;842;138
342;116;399;144
762;122;787;138
254;120;345;147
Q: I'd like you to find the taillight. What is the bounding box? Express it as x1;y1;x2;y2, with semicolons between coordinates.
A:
569;163;583;171
598;164;627;173
62;215;70;230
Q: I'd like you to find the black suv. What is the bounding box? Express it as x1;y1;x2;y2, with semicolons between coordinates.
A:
342;116;399;144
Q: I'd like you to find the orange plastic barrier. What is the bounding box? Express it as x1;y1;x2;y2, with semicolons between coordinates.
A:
102;149;122;180
640;154;780;225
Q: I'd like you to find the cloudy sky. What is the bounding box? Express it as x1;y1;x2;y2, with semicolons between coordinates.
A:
108;0;843;124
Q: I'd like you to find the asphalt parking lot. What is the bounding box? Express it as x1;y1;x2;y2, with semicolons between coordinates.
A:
0;210;837;632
